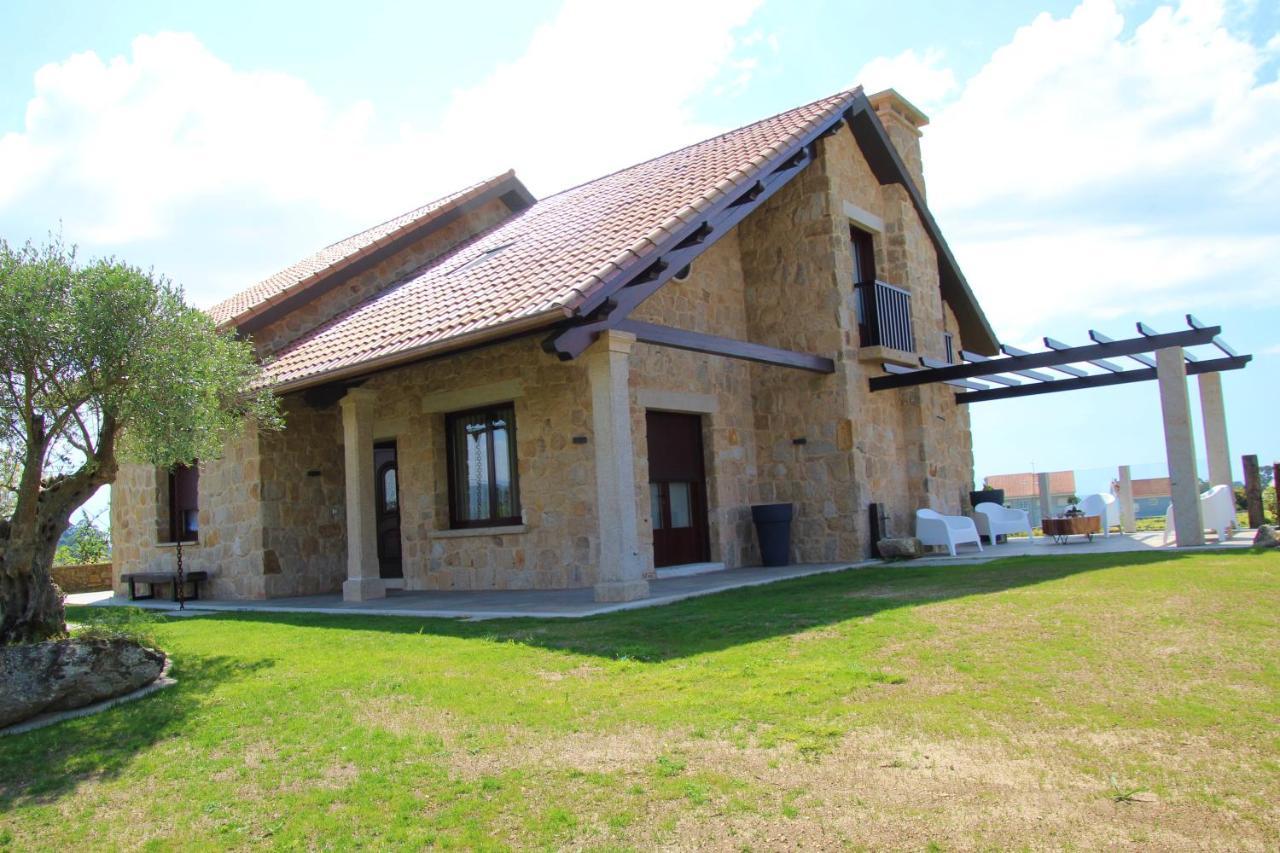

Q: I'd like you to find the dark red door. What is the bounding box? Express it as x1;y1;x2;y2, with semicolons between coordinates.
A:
374;441;402;579
645;411;709;568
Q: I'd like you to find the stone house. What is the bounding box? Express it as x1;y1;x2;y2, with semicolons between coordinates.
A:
111;86;1000;603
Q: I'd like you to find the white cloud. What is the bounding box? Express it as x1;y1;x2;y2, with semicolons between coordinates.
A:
852;48;957;112
883;0;1280;338
926;0;1280;208
0;0;764;294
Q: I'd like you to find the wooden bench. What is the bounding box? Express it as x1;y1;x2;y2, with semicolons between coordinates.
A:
121;571;209;602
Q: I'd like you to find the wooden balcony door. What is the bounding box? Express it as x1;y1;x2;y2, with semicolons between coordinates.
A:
645;411;709;568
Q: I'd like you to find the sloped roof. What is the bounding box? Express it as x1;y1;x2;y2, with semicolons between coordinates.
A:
242;87;996;390
208;171;525;327
984;471;1077;498
261;91;857;388
1131;477;1171;498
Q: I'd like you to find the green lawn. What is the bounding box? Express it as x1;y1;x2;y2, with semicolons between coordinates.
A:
3;551;1278;850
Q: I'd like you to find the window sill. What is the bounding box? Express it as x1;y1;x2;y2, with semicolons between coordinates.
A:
432;524;528;539
858;345;917;367
155;540;199;548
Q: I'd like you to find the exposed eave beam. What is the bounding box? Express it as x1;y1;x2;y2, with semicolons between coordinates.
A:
615;319;834;374
954;354;1252;404
870;325;1220;391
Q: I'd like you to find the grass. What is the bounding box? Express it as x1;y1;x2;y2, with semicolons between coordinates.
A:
3;550;1278;849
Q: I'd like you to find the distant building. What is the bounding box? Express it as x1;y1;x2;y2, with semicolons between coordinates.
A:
1130;477;1172;518
983;471;1076;525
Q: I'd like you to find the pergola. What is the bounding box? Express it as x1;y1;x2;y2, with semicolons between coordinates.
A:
868;316;1253;547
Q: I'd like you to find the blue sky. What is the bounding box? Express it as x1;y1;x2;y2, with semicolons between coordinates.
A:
2;0;1277;523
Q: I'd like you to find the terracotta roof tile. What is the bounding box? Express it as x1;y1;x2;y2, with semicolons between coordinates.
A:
984;471;1077;498
207;171;519;327
1131;477;1171;498
258;90;860;388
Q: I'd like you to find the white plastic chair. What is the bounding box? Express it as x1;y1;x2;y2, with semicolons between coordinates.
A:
1162;485;1236;544
972;502;1034;543
1077;493;1120;537
916;508;983;556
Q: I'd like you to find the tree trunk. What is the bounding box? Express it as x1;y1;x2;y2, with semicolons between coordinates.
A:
0;532;67;644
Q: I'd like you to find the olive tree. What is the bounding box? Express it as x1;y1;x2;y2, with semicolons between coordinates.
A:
0;236;279;643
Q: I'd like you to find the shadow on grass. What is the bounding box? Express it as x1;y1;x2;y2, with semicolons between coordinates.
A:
0;653;274;809
142;550;1248;664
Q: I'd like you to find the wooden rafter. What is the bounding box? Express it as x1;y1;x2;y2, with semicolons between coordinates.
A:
545;89;1001;362
615;320;834;374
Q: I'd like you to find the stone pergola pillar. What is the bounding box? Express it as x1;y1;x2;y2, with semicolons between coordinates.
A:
585;330;648;603
1197;371;1232;488
1036;472;1052;525
1156;347;1204;546
1117;465;1137;534
340;388;385;601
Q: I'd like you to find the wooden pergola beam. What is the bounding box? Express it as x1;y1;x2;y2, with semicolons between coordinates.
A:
615;319;835;373
953;354;1251;404
870;324;1220;391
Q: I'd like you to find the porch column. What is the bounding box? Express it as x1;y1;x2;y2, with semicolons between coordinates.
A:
1117;465;1137;534
1197;371;1232;489
585;330;649;603
340;388;385;601
1156;346;1204;546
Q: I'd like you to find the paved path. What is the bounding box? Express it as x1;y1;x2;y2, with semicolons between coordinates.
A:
71;530;1254;621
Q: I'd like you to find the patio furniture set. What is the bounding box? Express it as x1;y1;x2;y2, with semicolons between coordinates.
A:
914;492;1121;556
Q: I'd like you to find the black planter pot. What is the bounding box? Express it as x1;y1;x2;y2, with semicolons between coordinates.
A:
751;503;794;567
969;489;1005;511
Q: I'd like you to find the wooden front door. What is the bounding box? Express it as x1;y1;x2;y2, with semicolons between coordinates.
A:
645;411;709;568
374;441;403;579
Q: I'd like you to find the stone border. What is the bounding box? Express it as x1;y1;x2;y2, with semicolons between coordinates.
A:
0;655;175;737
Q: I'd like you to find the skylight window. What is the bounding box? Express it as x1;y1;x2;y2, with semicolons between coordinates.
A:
448;242;516;275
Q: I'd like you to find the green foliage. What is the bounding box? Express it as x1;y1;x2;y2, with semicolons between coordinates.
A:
54;511;110;565
0;234;280;476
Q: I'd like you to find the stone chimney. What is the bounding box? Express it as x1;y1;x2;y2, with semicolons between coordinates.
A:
868;89;930;198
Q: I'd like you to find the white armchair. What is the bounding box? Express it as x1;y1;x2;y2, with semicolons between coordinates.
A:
916;508;984;556
1077;493;1120;537
1162;484;1236;544
972;502;1034;543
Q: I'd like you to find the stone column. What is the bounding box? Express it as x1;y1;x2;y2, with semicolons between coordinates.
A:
1036;472;1053;526
1197;372;1231;488
1156;347;1204;546
340;388;385;601
1117;465;1137;534
585;331;648;603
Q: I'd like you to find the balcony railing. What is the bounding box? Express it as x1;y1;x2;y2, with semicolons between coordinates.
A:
855;280;916;353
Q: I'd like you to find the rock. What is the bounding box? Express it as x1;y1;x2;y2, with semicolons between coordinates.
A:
877;537;923;560
0;638;164;728
1254;525;1279;548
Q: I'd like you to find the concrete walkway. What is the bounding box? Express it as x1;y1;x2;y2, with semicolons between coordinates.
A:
72;530;1256;621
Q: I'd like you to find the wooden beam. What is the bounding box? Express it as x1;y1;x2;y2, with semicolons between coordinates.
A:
870;325;1220;391
953;354;1251;404
616;319;835;373
545;141;819;360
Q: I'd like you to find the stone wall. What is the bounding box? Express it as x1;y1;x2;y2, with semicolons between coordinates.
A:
111;422;268;599
631;229;761;569
51;562;112;593
348;337;600;591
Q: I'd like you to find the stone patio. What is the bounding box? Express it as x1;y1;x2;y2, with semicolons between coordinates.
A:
75;530;1256;621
